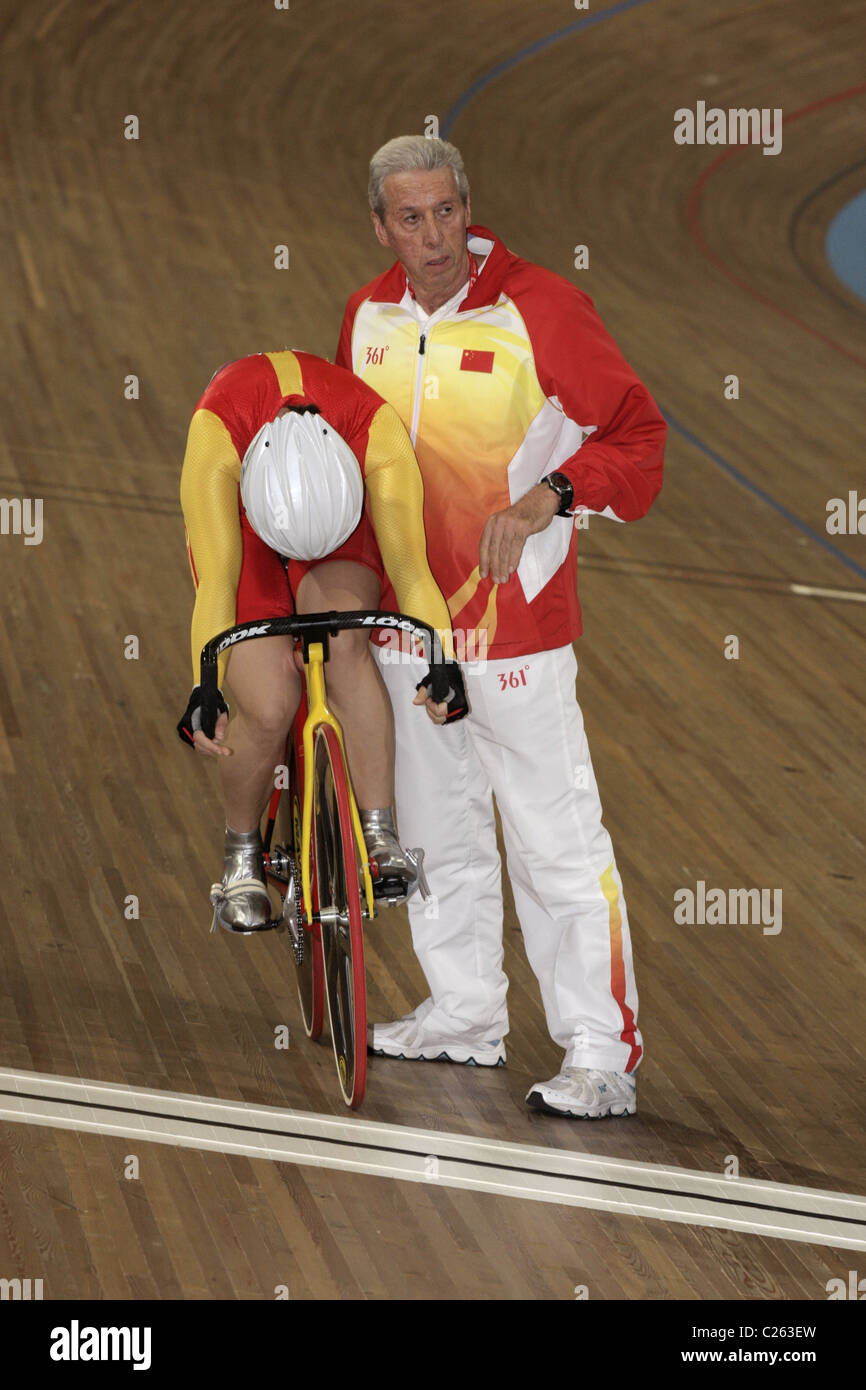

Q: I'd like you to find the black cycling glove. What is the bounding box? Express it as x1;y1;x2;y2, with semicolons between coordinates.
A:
177;684;230;747
415;661;469;722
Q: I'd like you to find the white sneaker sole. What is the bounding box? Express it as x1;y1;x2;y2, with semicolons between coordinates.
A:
525;1087;636;1118
369;1036;506;1067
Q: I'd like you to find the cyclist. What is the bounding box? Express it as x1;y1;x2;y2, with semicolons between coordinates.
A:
177;349;465;933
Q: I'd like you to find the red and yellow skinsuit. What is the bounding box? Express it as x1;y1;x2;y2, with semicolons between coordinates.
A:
179;350;453;684
337;225;666;658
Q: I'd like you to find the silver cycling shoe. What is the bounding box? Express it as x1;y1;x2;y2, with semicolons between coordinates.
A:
209;826;274;934
360;809;430;904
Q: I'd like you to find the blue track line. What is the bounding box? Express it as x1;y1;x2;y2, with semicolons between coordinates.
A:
663;411;866;584
442;0;865;588
441;0;656;137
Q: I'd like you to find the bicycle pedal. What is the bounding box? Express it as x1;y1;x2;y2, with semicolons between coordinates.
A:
371;875;410;905
405;847;432;901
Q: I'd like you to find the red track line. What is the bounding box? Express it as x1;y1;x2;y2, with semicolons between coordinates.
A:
686;81;866;370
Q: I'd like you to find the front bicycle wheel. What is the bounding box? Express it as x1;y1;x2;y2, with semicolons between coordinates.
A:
291;785;325;1040
313;723;367;1109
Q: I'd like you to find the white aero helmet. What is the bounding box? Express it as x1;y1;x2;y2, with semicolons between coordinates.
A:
240;407;364;561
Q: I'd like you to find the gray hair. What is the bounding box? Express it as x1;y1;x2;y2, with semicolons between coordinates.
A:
368;135;470;221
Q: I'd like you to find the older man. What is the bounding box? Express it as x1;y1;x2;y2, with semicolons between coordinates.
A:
337;136;665;1118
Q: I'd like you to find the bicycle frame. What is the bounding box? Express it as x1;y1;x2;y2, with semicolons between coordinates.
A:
199;608;443;928
300;639;374;922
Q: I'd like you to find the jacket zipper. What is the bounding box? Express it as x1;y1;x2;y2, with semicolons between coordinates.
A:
409;329;427;447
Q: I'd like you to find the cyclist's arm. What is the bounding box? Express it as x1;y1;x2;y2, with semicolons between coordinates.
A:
179;407;244;687
362;403;455;661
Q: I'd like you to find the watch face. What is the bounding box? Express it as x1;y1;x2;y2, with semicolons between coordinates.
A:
546;473;573;513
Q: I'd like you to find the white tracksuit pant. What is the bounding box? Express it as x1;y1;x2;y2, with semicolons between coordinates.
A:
375;641;642;1074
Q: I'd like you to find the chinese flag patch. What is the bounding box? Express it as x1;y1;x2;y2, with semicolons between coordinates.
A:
460;349;494;373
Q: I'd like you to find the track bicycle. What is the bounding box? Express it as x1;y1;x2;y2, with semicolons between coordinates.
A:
199;610;457;1109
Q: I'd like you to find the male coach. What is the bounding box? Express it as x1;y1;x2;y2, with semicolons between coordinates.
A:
336;135;666;1118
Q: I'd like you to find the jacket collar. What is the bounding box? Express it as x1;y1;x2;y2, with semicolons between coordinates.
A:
368;225;510;310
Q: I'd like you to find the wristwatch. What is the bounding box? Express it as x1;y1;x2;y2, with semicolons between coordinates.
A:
543;471;574;517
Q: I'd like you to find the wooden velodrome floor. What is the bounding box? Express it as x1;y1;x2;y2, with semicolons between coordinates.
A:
0;0;864;1300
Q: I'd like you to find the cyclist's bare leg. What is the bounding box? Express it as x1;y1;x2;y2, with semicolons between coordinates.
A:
206;635;302;932
220;634;302;829
294;560;393;810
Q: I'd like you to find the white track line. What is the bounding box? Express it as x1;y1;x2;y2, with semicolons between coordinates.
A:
0;1067;863;1250
581;558;866;603
788;583;866;602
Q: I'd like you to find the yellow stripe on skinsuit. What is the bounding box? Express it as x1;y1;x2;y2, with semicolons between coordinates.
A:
447;565;483;616
265;351;304;397
478;583;499;650
446;568;499;661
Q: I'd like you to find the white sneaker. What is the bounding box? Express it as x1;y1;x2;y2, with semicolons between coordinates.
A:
526;1067;636;1118
368;1014;506;1067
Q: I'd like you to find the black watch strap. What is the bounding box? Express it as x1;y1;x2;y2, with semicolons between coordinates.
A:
544;471;574;517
